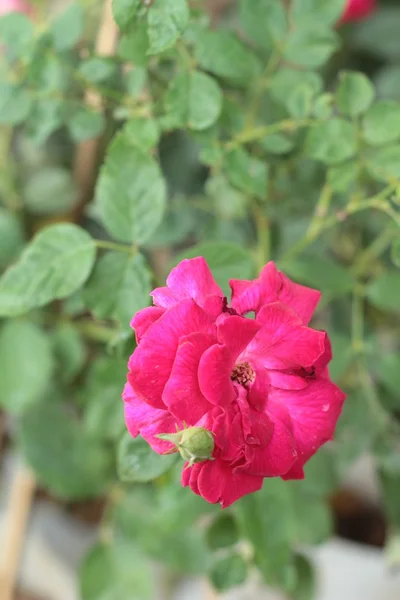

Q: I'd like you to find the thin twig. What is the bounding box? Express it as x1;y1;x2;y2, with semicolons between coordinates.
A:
0;463;36;600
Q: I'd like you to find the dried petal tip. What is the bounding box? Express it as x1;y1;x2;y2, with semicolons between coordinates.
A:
156;426;214;467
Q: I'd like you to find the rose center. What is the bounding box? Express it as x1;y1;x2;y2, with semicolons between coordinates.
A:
231;362;255;387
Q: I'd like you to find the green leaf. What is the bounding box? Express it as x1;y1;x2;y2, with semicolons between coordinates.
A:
0;208;24;269
80;540;154;600
284;26;340;68
210;553;248;592
292;0;346;26
0;224;96;317
52;324;86;384
118;21;149;65
112;0;140;30
335;392;380;473
353;8;400;61
0;84;32;126
282;255;354;297
270;68;323;107
260;133;294;155
23;167;78;215
195;30;262;86
286;553;315;600
125;66;147;96
392;238;400;268
83;251;151;326
117;432;178;483
286;84;314;119
366;270;400;312
224;148;268;200
305;119;357;165
0;321;53;414
313;93;333;119
235;481;292;585
206;514;239;550
50;2;84;51
327;160;359;193
206;174;247;220
123;117;160;151
328;333;353;382
363;101;400;145
82;357;127;442
239;0;288;50
79;57;117;83
375;352;400;398
336;71;375;117
147;0;189;55
27;99;64;145
366;144;400;181
68;108;106;142
165;70;223;131
173;242;256;297
18;399;112;499
96;131;166;244
374;66;400;101
0;12;33;58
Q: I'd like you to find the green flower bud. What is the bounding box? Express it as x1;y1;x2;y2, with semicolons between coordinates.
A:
156;426;214;467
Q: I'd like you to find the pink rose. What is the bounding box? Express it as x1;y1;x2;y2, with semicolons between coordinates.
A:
340;0;376;23
123;258;345;507
0;0;31;16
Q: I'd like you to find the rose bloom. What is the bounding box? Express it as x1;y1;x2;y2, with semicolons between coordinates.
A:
123;258;345;508
340;0;376;23
0;0;31;16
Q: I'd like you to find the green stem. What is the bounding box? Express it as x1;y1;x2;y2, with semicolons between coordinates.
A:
95;240;136;254
252;202;270;270
225;119;315;151
351;286;364;354
280;185;395;263
352;223;397;277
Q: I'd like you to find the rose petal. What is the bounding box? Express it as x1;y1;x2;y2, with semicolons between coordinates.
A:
123;382;180;453
198;344;235;406
230;262;320;324
216;314;260;358
197;459;264;508
130;306;165;343
151;257;223;309
128;299;215;409
270;379;346;466
245;302;326;370
163;332;216;422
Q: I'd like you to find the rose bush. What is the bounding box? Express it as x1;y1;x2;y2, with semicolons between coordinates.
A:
124;258;345;507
